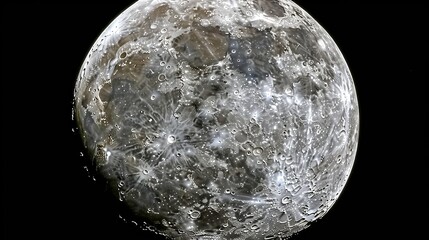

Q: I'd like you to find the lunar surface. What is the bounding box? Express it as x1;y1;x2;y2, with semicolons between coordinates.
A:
74;0;359;239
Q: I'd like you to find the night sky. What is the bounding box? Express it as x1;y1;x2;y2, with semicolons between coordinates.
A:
2;2;427;239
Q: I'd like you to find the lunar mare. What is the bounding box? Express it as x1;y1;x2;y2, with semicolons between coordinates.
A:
74;0;359;239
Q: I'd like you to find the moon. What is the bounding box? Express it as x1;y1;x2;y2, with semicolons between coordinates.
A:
74;0;359;239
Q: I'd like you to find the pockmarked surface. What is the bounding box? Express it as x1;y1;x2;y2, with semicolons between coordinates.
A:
74;0;359;239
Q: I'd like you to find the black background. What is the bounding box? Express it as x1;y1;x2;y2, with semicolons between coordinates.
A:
2;2;427;239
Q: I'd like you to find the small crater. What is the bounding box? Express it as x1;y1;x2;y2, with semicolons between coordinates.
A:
167;135;176;144
252;147;263;156
281;196;291;205
189;210;201;219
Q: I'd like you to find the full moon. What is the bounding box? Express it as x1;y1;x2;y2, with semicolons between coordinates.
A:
74;0;359;239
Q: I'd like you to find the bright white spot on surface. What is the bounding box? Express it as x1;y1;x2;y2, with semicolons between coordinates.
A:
167;135;176;144
318;39;326;50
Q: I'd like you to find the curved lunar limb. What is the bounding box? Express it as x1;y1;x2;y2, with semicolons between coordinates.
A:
74;0;359;239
